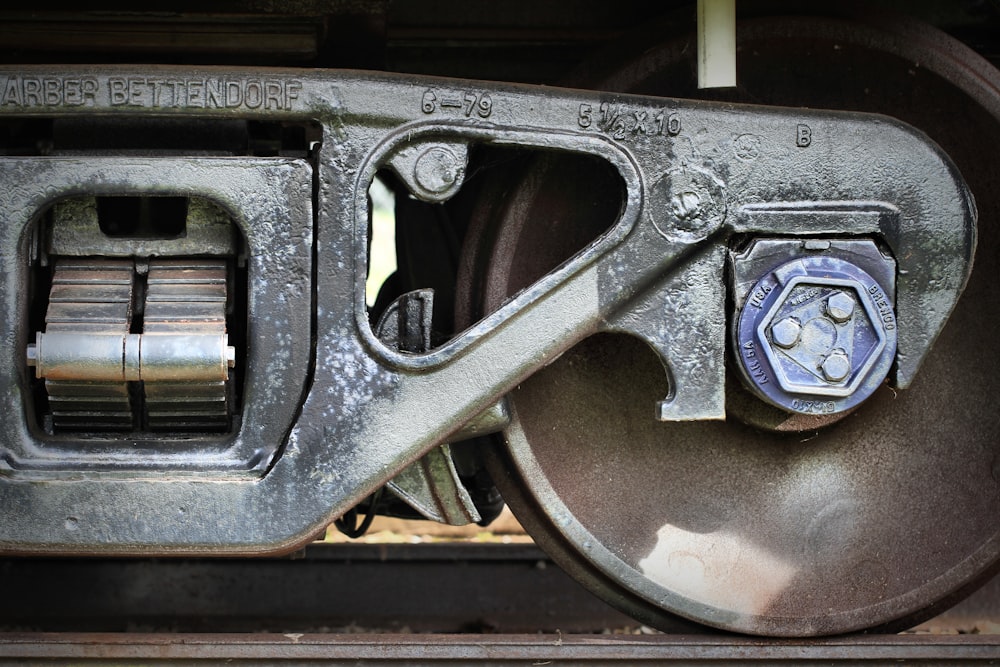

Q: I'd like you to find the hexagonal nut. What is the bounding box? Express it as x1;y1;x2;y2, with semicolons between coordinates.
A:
770;317;801;349
821;349;851;383
826;291;856;323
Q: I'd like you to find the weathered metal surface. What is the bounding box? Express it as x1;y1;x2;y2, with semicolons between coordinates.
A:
386;443;481;525
0;157;312;473
0;67;976;625
461;10;996;638
0;10;983;637
48;197;237;258
1;541;998;635
30;333;233;382
141;260;233;431
731;239;897;415
386;140;470;203
0;66;970;557
38;259;136;430
0;543;645;634
1;633;999;665
376;291;499;525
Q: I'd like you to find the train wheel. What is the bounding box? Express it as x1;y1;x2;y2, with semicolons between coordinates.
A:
457;11;1000;636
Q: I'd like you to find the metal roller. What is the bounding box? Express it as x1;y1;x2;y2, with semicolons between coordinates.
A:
29;332;234;382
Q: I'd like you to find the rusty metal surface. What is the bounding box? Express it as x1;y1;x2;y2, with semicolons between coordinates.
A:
0;59;981;637
1;157;311;475
0;3;993;640
1;633;999;665
39;259;135;430
1;542;1000;636
0;66;969;557
462;9;1000;637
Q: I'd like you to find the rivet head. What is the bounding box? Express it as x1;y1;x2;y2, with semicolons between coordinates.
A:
821;349;852;382
826;291;856;323
414;146;461;194
771;317;802;349
669;191;703;221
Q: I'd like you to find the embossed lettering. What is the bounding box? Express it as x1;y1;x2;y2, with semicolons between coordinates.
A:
63;79;81;105
265;81;282;109
129;77;145;106
43;79;61;105
242;79;260;108
657;111;681;136
599;102;618;128
742;342;769;384
587;104;680;140
422;88;492;118
23;78;41;106
796;123;812;147
749;284;773;309
421;90;436;113
1;77;20;105
109;77;146;106
867;285;896;330
667;113;681;135
632;110;648;135
1;76;99;107
188;80;204;106
205;79;222;107
225;80;243;107
103;77;305;110
792;399;836;413
463;92;477;116
787;286;820;308
287;81;302;108
476;94;492;118
108;78;128;105
80;78;99;104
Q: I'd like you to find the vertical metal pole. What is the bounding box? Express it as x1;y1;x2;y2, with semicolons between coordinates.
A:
697;0;737;89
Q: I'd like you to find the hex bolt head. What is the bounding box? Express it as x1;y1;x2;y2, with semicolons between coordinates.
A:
826;291;856;323
821;349;852;383
25;344;37;367
770;317;802;349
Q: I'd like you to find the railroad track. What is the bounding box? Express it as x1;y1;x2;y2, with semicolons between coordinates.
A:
2;543;1000;664
2;633;1000;665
